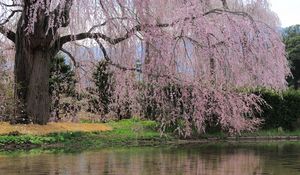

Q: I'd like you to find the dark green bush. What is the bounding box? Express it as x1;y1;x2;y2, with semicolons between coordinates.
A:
49;54;77;121
255;89;300;130
88;60;114;116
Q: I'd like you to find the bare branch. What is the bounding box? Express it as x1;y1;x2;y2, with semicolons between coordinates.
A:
59;8;258;48
94;38;141;72
0;10;22;26
94;39;110;61
203;9;254;22
221;0;229;9
0;26;16;43
60;48;77;67
59;23;169;47
0;2;23;7
88;17;128;33
59;25;142;47
109;62;142;72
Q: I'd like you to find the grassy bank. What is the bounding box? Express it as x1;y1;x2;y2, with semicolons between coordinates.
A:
0;119;171;151
194;129;300;139
1;119;300;151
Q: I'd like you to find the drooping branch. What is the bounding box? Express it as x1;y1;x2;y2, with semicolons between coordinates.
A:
49;0;74;29
221;0;229;9
58;8;260;48
0;26;16;43
88;17;129;33
60;48;77;67
55;6;265;83
204;9;254;22
94;38;142;72
59;25;145;47
94;39;110;61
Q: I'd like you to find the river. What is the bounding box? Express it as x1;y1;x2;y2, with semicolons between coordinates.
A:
0;141;299;175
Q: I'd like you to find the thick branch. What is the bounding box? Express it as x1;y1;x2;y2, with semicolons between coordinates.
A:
60;48;77;67
204;9;254;22
59;25;144;47
0;26;16;43
59;8;257;47
88;17;128;33
59;23;170;47
0;2;23;7
94;38;141;72
0;10;22;26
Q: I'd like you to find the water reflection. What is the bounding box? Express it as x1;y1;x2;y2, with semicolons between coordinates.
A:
0;142;299;175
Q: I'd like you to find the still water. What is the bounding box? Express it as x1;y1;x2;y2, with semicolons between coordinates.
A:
0;142;299;175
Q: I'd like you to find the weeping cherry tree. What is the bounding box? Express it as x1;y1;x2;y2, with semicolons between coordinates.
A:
0;0;289;135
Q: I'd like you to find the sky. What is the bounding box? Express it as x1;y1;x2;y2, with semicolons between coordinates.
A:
268;0;300;27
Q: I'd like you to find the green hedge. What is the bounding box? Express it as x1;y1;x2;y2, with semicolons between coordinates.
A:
255;89;300;130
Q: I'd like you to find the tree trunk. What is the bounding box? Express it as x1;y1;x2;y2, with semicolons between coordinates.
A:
27;51;51;124
15;46;52;124
13;19;56;124
10;1;72;124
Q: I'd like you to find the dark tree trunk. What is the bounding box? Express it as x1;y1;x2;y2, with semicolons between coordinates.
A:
13;14;58;124
27;51;52;124
14;36;55;124
6;0;74;125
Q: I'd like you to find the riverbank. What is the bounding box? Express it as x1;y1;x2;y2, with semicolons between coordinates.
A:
0;119;167;151
1;119;300;151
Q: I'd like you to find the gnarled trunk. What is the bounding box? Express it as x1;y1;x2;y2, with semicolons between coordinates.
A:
14;42;54;124
6;0;73;124
13;18;58;124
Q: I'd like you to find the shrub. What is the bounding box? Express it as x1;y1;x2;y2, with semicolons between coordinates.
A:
255;89;300;130
87;60;115;121
49;54;77;121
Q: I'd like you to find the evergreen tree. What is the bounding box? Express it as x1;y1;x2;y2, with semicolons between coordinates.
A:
49;54;76;120
89;60;114;116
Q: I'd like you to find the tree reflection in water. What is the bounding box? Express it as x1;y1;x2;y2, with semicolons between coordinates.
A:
0;143;299;175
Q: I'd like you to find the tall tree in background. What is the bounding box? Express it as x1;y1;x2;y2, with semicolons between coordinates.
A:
283;25;300;89
0;0;290;135
49;54;76;121
88;60;114;117
0;54;8;113
0;53;14;118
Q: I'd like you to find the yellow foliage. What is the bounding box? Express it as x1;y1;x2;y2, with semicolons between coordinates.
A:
0;122;112;135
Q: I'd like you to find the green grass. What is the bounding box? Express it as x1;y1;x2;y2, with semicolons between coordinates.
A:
78;119;169;148
194;129;300;139
1;119;300;152
0;135;57;146
0;118;171;151
240;129;300;137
